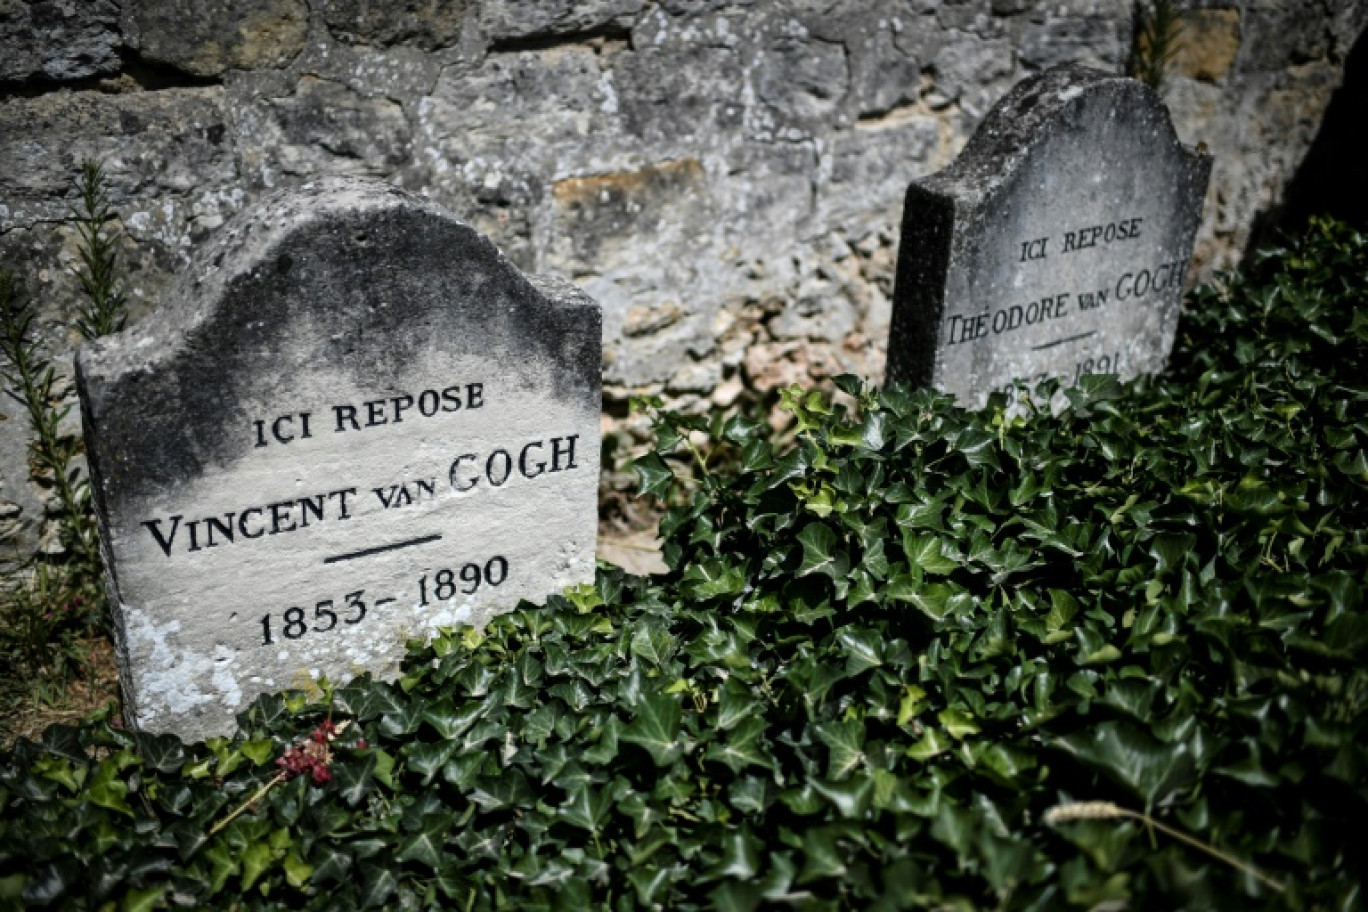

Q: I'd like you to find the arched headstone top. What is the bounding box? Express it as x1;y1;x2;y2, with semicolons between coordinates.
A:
887;65;1211;406
77;177;601;740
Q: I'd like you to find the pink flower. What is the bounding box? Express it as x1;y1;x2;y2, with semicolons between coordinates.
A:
275;720;344;785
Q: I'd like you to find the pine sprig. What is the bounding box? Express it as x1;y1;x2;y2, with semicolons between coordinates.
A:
1130;0;1186;93
0;160;128;693
0;272;100;590
70;161;128;341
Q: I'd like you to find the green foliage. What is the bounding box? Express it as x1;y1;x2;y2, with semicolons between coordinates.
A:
0;564;97;708
1;162;127;712
0;268;96;578
1129;0;1185;93
0;270;103;685
1;219;1367;909
70;162;129;341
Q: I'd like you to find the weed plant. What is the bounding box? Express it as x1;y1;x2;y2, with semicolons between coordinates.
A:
70;163;129;341
1129;0;1185;93
0;163;126;725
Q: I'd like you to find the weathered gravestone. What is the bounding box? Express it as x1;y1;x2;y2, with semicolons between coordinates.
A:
76;177;601;741
886;65;1211;406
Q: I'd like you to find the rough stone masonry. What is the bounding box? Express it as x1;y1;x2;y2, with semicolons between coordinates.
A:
887;65;1210;406
75;178;601;740
1;0;1365;581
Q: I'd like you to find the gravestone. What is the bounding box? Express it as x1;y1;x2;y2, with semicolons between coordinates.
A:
76;178;601;741
886;65;1211;406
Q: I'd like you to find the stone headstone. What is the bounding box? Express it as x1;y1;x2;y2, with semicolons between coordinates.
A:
886;65;1211;406
76;178;601;741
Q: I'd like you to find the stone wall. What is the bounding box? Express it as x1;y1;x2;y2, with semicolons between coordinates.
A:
2;0;1365;575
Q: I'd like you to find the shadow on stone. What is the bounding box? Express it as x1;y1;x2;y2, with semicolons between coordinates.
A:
1246;24;1368;257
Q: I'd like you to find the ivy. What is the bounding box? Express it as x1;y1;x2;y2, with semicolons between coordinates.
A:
1;218;1367;909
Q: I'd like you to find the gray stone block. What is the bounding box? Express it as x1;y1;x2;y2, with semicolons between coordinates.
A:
235;75;413;183
123;0;308;76
318;0;471;50
76;177;601;739
753;29;849;135
0;0;122;84
0;88;237;232
478;0;644;41
1015;14;1126;73
887;65;1211;407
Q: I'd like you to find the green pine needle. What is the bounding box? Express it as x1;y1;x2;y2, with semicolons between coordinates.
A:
1130;0;1186;93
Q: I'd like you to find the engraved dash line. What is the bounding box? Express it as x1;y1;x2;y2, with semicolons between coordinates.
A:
324;534;442;564
1032;331;1097;351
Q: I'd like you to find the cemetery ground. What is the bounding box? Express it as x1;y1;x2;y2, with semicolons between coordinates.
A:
1;215;1365;908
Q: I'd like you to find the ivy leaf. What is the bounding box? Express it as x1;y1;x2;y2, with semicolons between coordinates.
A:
559;782;618;833
739;438;774;473
797;523;849;580
86;760;132;816
715;679;759;730
907;728;953;761
308;845;352;885
120;885;165;912
622;695;685;766
809;776;874;819
937;707;980;740
421;699;482;740
682;559;747;599
630;620;678;667
814;720;865;779
713;827;763;879
1150;533;1196;575
333;750;378;806
405;741;457;784
629;868;673;906
240;738;274;766
797;827;848;883
134;732;185;774
704;716;771;773
1323;614;1368;655
903;532;958;575
34;757;83;793
890;579;954;620
334;678;402;720
240;841;275;891
358;864;398;909
1045;589;1079;633
710;881;762;912
1055;721;1196;805
580;715;621;766
20;859;78;906
41;725;87;763
897;685;928;726
373;748;396;789
396;814;450;869
835;628;883;674
632;452;676;498
974;743;1037;785
200;840;237;895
